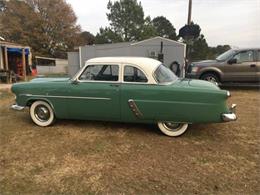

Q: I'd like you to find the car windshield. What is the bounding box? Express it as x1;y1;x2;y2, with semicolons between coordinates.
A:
216;49;236;61
154;64;178;84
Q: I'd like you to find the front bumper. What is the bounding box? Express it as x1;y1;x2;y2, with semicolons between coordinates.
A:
11;104;25;111
185;72;200;79
222;104;237;122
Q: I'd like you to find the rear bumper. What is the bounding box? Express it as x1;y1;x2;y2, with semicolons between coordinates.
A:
222;104;237;122
11;104;25;111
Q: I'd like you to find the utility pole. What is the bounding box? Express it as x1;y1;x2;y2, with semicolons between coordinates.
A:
185;0;192;74
187;0;192;25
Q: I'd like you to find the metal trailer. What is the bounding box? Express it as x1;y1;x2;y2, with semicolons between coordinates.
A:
35;56;68;75
68;37;186;77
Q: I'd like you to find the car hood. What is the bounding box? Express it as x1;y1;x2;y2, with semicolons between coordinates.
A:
174;78;219;90
30;77;70;82
192;60;218;66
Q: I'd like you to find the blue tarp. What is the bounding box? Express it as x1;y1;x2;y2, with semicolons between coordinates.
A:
7;47;30;55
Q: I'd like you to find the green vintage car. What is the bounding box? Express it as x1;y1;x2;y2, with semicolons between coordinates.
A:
11;57;237;137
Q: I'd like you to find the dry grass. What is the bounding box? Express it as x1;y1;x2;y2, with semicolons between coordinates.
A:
0;88;259;194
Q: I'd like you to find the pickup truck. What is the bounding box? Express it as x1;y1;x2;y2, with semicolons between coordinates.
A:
186;48;260;85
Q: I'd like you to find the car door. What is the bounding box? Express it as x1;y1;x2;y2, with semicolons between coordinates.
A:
67;64;121;120
221;50;257;82
120;64;157;122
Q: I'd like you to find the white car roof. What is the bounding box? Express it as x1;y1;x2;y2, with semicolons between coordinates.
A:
86;57;161;73
83;57;163;84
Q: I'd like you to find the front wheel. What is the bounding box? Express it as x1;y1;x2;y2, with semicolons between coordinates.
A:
200;73;219;84
30;101;55;127
157;122;189;137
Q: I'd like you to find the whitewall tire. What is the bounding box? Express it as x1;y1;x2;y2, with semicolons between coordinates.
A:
158;122;189;137
30;101;55;127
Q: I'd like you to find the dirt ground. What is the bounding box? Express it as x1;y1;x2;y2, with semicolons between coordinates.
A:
0;87;259;194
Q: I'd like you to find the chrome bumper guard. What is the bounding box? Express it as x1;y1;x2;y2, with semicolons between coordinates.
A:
222;104;237;122
11;104;25;111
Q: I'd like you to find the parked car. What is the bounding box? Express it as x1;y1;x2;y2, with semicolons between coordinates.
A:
11;57;237;137
186;48;260;84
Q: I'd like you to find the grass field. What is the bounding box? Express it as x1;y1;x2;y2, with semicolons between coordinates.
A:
0;88;259;194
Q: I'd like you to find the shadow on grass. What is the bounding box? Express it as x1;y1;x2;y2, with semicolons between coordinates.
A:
56;119;161;136
52;119;220;139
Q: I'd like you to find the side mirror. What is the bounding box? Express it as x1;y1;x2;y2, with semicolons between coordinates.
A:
228;58;237;64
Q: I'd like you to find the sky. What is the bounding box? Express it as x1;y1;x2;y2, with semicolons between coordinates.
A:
66;0;260;48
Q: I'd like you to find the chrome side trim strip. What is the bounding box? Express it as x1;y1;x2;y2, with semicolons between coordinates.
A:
128;99;143;118
20;94;111;100
133;99;214;106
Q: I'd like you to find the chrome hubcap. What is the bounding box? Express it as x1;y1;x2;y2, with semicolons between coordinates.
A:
34;105;50;122
205;76;217;82
163;122;182;131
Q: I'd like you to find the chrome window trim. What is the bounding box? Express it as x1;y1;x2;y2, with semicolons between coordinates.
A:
152;64;178;85
122;63;150;84
77;80;120;84
75;63;121;83
74;62;160;85
152;64;162;85
19;94;111;100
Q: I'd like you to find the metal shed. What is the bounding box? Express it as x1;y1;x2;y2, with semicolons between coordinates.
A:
35;56;68;75
68;36;186;77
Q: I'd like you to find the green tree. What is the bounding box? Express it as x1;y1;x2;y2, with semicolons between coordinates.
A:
0;0;6;32
189;34;209;61
208;45;231;59
78;31;95;46
0;0;44;54
0;0;81;58
106;0;145;41
152;16;177;40
139;16;157;40
95;27;123;44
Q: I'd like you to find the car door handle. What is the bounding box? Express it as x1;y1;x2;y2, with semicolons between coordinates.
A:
110;84;120;87
250;64;256;67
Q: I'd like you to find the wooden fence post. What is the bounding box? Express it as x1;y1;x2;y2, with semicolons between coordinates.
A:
4;47;8;71
22;48;27;81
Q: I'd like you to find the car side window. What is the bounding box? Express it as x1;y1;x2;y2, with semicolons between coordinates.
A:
124;65;148;83
233;50;254;63
79;65;119;81
257;50;260;61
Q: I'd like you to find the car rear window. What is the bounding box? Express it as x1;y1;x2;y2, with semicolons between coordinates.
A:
154;64;178;84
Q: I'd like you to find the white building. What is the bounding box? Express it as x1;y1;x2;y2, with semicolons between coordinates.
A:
68;36;186;77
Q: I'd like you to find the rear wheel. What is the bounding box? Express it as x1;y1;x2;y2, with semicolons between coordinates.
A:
201;73;219;84
30;101;55;127
157;122;189;137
